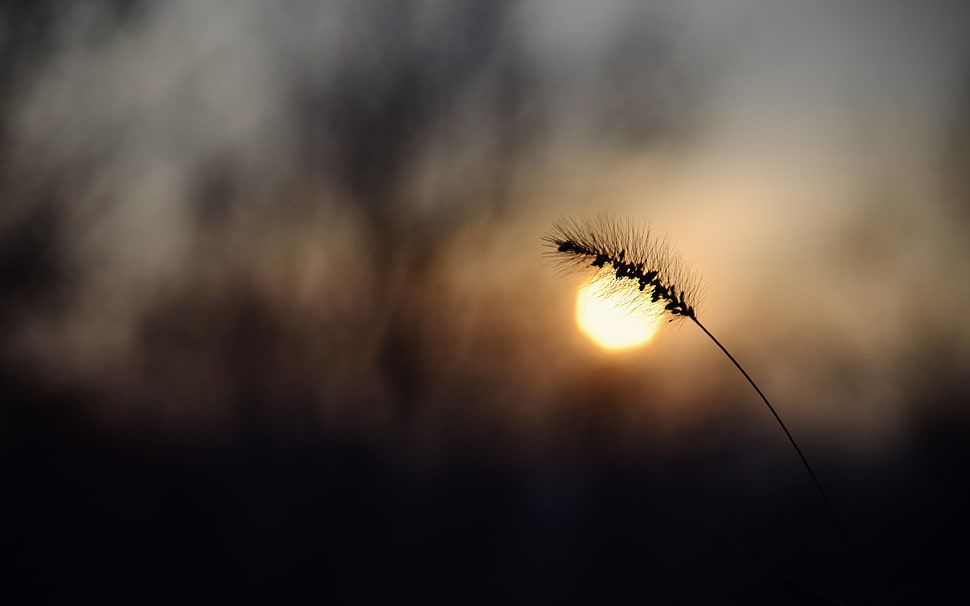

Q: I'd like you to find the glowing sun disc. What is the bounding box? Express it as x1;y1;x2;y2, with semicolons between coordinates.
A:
576;277;662;351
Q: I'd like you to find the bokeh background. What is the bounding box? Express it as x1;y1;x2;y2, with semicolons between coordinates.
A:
3;0;969;603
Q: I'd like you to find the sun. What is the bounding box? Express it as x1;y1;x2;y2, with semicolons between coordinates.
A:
576;273;663;351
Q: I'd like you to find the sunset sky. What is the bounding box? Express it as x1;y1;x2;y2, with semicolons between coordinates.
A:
4;1;970;603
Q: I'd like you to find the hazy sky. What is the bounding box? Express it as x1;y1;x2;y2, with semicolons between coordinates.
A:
2;0;969;454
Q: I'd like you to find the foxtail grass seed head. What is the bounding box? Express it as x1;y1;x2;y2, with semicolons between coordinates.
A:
543;214;701;322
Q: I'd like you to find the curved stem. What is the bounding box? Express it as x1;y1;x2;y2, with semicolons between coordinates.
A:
691;316;857;564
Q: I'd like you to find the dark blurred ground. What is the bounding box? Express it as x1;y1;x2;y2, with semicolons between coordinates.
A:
5;370;969;604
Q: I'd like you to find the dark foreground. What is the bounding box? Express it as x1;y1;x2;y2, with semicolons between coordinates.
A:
6;390;968;605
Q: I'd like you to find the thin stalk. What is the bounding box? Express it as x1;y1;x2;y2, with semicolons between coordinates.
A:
691;316;857;565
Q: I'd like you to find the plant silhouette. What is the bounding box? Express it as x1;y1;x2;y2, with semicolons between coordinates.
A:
544;214;856;567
